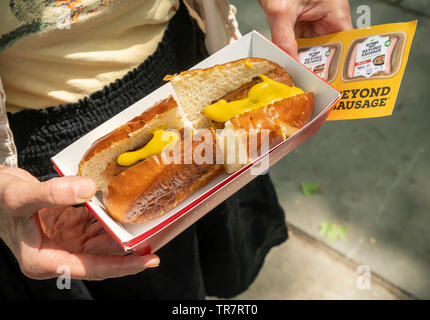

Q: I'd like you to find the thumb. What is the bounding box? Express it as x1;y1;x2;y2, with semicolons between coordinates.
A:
269;16;299;59
16;176;97;216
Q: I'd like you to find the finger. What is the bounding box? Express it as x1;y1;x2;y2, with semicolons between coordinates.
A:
311;15;353;36
294;21;317;38
29;251;160;280
86;220;106;238
0;165;39;183
82;233;125;256
309;1;353;36
267;14;299;58
14;176;97;216
336;15;353;32
73;253;160;280
39;206;94;232
336;0;353;31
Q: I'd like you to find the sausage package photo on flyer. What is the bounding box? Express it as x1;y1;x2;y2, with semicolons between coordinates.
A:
297;20;417;121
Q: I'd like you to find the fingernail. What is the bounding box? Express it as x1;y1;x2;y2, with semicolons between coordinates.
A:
145;257;160;268
75;179;96;201
147;262;159;268
147;260;160;268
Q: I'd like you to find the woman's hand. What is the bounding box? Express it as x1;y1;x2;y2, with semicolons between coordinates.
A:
0;165;159;280
258;0;353;58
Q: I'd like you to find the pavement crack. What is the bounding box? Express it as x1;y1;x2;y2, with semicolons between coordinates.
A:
375;146;424;222
345;146;424;259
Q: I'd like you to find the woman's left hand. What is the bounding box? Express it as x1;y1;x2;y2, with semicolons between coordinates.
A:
258;0;353;58
0;165;159;280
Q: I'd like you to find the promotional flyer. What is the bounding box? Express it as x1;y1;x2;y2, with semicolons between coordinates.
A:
298;21;417;120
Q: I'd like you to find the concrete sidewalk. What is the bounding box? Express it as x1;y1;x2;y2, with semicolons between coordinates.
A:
232;224;414;300
229;0;429;299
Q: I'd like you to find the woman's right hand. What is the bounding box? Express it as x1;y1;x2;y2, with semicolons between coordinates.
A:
258;0;353;58
0;165;159;280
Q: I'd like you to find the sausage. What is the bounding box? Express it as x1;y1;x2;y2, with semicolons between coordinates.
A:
347;43;359;79
347;35;398;79
385;36;398;74
321;47;336;81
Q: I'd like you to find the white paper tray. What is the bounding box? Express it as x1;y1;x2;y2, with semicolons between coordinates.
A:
51;31;340;254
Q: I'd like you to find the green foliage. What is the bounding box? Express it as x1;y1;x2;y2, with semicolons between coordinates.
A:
319;222;348;243
300;181;320;196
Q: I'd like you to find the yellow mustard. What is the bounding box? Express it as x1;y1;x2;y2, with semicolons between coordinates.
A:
117;128;179;166
244;60;254;70
203;74;304;123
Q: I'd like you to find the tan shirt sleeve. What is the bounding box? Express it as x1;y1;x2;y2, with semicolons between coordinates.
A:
0;77;17;167
186;0;242;54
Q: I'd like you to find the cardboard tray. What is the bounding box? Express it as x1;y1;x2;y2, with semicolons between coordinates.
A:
51;31;341;255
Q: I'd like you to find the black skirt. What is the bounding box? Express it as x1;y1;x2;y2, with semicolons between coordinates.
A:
2;1;288;300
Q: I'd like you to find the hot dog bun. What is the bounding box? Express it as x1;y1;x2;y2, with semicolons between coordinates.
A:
78;58;314;224
165;58;293;129
221;92;314;173
167;58;314;173
78;96;187;192
104;128;223;224
78;97;224;224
